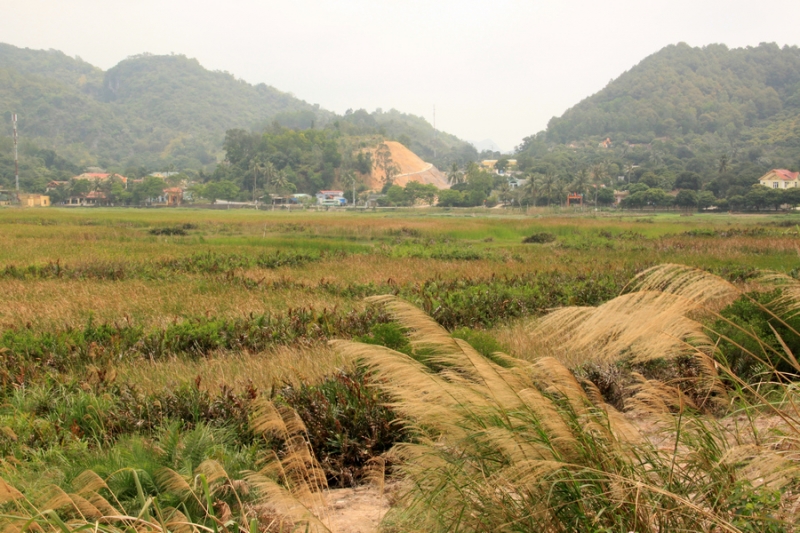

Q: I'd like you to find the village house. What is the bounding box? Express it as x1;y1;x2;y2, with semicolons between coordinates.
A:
316;190;347;206
508;176;527;189
613;190;630;205
0;190;14;206
45;180;68;192
17;193;50;207
65;190;109;206
157;187;183;206
0;191;50;207
758;169;800;189
478;159;518;175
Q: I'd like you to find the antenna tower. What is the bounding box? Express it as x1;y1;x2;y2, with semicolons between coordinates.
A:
13;113;19;191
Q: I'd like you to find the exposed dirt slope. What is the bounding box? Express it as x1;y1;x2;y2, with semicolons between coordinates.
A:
362;141;449;190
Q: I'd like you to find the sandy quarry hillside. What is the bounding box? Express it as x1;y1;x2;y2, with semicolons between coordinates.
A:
361;141;450;190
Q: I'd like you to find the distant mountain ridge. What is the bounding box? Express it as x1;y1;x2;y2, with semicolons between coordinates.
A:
536;42;800;148
0;43;475;177
514;42;800;201
0;44;318;169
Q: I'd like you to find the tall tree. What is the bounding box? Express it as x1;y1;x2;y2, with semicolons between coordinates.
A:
447;163;464;185
250;155;266;203
590;162;608;205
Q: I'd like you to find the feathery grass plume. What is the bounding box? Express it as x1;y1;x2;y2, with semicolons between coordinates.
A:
0;477;23;504
626;263;741;310
532;291;717;367
248;399;331;532
334;295;799;532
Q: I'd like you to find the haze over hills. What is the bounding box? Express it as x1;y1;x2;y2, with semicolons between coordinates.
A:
0;43;476;186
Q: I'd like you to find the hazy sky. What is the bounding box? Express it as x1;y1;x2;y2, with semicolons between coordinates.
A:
3;0;800;152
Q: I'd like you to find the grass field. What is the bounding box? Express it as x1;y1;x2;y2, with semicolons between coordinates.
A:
2;208;798;330
2;207;800;532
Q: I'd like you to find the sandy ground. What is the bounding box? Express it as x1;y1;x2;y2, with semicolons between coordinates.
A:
363;141;449;190
323;484;392;533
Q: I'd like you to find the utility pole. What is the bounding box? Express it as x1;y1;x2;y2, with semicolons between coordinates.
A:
13;113;19;191
433;105;437;159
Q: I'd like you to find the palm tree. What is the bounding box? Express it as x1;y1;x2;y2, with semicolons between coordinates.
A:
570;168;589;197
521;174;540;208
540;173;558;206
447;163;464;186
590;162;608;206
497;182;513;205
623;164;637;184
268;166;290;194
250;156;266;204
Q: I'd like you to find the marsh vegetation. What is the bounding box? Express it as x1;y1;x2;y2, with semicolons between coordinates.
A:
2;208;800;532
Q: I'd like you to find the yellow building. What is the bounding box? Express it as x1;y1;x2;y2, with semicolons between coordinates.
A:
17;194;51;207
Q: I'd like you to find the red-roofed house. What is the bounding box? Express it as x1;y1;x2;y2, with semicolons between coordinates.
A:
161;187;183;206
65;190;109;206
759;169;800;189
46;180;68;192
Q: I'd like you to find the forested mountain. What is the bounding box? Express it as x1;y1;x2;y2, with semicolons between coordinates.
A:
546;42;800;144
0;44;319;171
515;43;800;204
0;43;474;192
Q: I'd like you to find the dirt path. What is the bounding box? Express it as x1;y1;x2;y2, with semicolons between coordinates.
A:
323;485;391;533
393;163;433;179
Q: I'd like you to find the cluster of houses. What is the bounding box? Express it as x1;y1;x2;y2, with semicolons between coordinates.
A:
44;172;185;207
5;165;800;209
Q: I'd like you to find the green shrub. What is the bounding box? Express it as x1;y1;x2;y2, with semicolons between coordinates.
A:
451;327;509;366
522;232;556;243
279;370;402;487
712;289;800;383
356;322;412;355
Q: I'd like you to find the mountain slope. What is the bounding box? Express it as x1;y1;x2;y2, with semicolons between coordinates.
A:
0;45;318;169
514;43;800;200
0;43;476;176
543;42;800;145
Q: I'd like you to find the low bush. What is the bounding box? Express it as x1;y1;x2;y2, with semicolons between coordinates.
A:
522;232;556;243
711;289;800;383
279;370;402;487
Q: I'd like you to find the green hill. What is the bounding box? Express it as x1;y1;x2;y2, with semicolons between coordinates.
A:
516;42;800;200
544;42;800;144
0;43;475;192
0;45;318;171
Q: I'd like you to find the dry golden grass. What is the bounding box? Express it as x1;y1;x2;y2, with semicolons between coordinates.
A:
524;264;736;374
0;277;353;330
333;295;800;532
115;344;351;395
3;209;800;336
